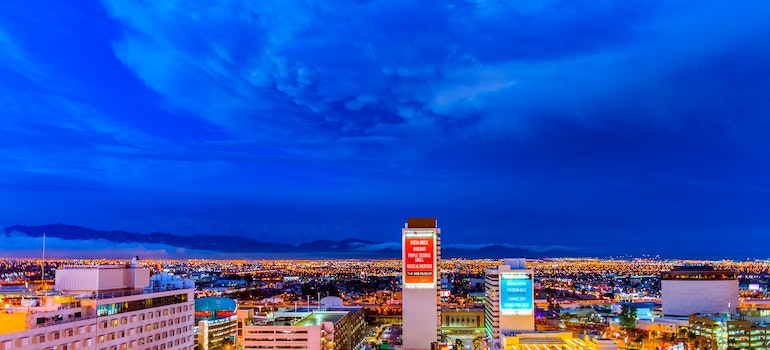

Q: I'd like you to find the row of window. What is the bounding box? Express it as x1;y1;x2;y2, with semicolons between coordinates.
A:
97;294;189;316
98;325;190;343
97;336;190;350
243;329;309;335
18;334;191;350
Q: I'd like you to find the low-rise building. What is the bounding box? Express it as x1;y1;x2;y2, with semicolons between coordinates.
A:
690;312;770;350
237;306;365;350
194;297;237;350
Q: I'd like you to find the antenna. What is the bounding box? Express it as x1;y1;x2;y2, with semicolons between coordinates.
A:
42;232;46;286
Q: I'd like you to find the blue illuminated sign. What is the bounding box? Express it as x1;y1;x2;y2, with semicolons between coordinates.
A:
500;272;533;315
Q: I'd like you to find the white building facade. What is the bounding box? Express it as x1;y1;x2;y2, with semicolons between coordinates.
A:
484;258;535;349
402;218;441;350
661;267;739;317
0;258;195;350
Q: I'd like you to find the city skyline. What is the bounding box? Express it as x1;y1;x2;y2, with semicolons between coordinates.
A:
2;1;770;258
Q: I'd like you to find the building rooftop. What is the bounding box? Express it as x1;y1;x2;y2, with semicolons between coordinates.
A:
406;218;437;228
294;311;347;326
195;297;237;312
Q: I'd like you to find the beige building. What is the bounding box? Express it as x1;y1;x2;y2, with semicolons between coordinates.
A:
236;307;365;350
0;258;195;350
501;332;617;350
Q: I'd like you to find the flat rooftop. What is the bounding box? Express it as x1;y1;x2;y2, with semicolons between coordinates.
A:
294;311;347;326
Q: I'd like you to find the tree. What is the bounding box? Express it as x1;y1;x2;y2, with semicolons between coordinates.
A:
619;304;637;329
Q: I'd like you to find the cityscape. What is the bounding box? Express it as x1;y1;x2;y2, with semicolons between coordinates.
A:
3;1;770;350
2;218;770;349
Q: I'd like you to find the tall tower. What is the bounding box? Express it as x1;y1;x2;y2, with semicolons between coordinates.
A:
485;258;534;346
402;218;441;350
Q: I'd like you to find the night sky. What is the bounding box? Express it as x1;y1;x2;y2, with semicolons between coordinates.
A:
2;1;770;258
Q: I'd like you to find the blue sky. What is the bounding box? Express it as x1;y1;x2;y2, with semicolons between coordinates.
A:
2;1;770;258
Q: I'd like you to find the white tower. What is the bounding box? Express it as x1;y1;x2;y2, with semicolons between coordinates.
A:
402;218;441;350
485;258;534;346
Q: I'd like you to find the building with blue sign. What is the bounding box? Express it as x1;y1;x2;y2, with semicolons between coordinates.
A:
484;258;535;348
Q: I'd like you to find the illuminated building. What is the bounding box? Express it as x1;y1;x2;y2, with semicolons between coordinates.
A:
402;218;440;350
499;332;617;350
0;257;195;350
194;297;236;350
441;307;486;349
484;258;534;349
661;266;739;317
236;307;366;350
689;312;770;350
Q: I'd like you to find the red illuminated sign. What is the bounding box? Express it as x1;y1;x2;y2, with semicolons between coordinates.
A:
404;236;434;284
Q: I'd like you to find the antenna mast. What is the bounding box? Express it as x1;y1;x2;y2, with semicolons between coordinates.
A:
42;232;46;285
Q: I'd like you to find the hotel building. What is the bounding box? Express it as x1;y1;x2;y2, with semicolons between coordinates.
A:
402;218;441;350
484;258;535;349
0;257;195;350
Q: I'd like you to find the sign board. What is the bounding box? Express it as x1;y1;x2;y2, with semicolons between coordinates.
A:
403;231;436;287
500;272;533;315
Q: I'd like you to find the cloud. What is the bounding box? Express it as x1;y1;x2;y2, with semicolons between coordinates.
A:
99;0;770;170
0;230;181;259
100;1;664;141
444;243;582;252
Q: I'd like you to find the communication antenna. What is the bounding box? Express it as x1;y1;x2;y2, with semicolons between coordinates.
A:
41;232;46;285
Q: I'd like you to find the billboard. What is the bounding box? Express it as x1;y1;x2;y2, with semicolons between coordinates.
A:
403;234;435;286
500;272;533;315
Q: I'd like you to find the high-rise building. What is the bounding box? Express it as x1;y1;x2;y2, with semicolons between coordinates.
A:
661;266;739;317
484;258;534;348
402;218;440;350
0;257;195;350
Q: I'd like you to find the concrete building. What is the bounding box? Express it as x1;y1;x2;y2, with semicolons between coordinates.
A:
485;258;535;348
0;257;195;350
661;266;739;317
194;297;237;350
689;312;770;350
402;218;440;350
441;307;486;350
236;307;366;350
499;332;617;350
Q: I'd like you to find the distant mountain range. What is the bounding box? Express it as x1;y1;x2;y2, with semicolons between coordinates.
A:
2;224;587;258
